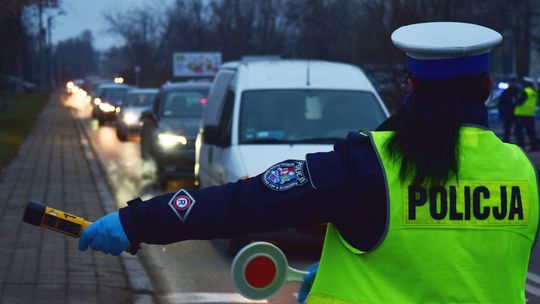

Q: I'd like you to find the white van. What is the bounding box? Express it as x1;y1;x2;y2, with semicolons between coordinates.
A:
195;60;389;188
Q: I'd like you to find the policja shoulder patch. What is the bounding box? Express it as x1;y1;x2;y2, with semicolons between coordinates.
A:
262;160;307;191
168;189;196;222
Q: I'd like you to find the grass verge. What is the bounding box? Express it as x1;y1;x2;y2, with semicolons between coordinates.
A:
0;92;50;168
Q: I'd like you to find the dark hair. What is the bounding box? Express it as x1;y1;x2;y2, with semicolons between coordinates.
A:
386;74;488;185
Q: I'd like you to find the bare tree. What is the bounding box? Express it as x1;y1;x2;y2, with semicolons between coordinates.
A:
54;30;97;82
104;5;168;85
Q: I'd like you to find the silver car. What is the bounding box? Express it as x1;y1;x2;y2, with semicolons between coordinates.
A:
116;88;158;141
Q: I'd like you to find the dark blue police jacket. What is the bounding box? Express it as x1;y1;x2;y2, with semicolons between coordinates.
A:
119;101;489;253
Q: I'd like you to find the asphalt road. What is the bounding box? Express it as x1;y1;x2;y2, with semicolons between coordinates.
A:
65;93;540;303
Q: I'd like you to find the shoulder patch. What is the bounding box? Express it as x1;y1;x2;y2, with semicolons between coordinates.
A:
262;160;308;191
168;189;196;222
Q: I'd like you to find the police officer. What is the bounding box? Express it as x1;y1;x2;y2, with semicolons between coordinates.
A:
498;78;519;142
514;77;539;151
79;22;539;303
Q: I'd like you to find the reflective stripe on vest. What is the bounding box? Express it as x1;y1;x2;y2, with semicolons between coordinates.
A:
309;127;539;304
514;86;538;117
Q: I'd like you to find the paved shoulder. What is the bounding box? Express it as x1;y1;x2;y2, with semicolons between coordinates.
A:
0;94;134;303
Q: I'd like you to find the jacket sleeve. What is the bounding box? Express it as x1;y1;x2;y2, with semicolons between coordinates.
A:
118;153;352;247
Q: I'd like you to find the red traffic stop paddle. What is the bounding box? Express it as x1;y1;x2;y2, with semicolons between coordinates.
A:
231;242;308;300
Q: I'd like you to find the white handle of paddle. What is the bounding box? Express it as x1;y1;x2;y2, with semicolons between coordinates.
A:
286;266;308;282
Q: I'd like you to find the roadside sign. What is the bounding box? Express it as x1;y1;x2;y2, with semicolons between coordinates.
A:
172;52;221;77
231;242;307;300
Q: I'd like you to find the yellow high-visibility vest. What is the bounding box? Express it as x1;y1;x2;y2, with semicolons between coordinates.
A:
515;86;538;117
309;127;539;304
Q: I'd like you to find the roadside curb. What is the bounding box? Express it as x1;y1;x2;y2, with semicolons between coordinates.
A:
71;108;155;303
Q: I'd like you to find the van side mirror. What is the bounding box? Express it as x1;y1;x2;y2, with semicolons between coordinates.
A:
203;125;229;147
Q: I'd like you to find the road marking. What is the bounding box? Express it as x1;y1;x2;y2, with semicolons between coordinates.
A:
162;293;268;303
528;272;540;285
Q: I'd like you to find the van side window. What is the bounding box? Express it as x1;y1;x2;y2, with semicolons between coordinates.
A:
216;89;235;146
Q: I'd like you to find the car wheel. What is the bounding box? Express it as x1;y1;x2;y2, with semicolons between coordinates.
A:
140;137;151;160
116;127;127;142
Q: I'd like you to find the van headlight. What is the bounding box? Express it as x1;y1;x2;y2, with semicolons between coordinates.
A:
123;112;139;125
158;133;187;148
98;102;116;113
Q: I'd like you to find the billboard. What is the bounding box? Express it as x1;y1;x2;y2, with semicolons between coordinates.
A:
173;52;222;77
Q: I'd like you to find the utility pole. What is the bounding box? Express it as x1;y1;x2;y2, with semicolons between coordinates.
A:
38;2;46;90
47;15;53;89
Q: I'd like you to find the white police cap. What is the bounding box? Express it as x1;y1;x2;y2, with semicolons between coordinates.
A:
391;22;502;79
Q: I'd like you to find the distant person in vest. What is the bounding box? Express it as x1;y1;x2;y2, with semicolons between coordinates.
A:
514;77;539;151
498;78;519;142
79;22;539;304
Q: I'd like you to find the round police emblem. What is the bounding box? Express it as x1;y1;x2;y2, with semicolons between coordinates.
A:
262;161;307;191
173;195;191;211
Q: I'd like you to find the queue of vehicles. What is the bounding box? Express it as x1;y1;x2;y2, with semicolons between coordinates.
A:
66;59;389;253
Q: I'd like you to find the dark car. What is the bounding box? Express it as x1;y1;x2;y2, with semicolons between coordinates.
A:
92;84;132;125
116;88;158;141
140;82;211;187
85;80;112;101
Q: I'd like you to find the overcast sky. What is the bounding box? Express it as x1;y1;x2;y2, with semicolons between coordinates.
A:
52;0;175;50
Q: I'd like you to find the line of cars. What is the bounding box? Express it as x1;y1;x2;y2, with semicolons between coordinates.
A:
66;78;212;187
67;59;390;253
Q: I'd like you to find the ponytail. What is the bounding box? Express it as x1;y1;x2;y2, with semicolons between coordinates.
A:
386;74;490;185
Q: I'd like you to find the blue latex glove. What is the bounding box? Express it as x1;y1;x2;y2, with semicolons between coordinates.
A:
298;262;319;303
79;211;129;256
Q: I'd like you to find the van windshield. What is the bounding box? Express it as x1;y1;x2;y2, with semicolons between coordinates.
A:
239;90;386;144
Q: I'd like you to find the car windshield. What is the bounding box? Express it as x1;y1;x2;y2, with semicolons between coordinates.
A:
125;92;156;107
161;89;208;118
101;87;129;101
239;90;386;144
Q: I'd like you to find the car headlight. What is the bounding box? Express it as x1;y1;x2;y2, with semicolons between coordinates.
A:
94;98;101;105
123;112;139;125
98;102;116;112
158;133;187;148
